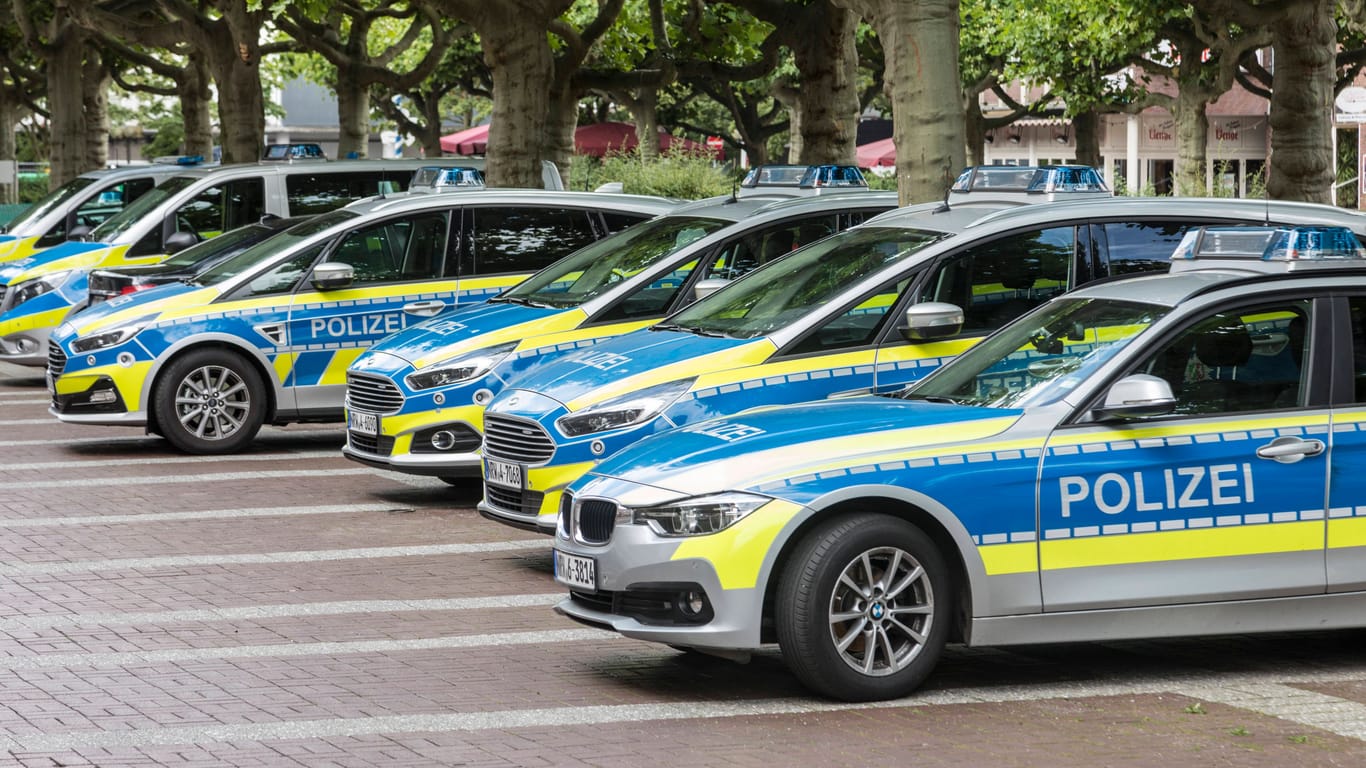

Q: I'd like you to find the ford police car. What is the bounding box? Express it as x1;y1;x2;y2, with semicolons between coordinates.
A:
478;196;1366;534
0;158;490;367
552;224;1366;701
46;189;676;454
341;191;899;480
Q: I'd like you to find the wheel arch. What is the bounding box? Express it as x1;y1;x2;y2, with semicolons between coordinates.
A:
760;485;987;645
145;337;281;435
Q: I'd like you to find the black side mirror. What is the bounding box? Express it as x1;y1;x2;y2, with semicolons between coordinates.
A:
164;231;200;254
67;224;93;242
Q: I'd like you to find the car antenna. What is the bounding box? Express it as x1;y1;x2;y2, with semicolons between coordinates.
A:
728;178;739;203
934;186;951;213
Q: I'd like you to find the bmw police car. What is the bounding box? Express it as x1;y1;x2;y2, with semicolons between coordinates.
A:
341;190;898;480
478;195;1366;534
46;189;676;454
552;225;1366;701
0;158;484;367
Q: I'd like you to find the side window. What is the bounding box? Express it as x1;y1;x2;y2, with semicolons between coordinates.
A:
1349;298;1366;403
786;275;914;355
600;211;654;233
174;178;266;239
328;212;449;285
919;226;1076;335
704;217;837;282
286;172;393;216
462;207;597;275
1099;220;1190;277
233;243;327;299
1132;299;1312;415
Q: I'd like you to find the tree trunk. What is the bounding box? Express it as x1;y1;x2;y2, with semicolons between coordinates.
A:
1172;88;1210;196
630;88;660;160
963;101;985;166
543;84;579;177
788;2;859;165
1267;0;1336;202
481;20;555;187
1072;109;1101;168
0;92;17;205
82;51;111;172
838;0;964;204
47;28;88;187
335;66;371;159
180;52;215;159
203;9;266;165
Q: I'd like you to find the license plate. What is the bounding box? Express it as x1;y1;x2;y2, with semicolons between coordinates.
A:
485;458;523;489
348;410;378;435
554;550;596;590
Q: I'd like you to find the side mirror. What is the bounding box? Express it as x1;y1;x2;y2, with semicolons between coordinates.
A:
310;262;354;291
900;302;964;341
66;224;93;242
164;231;200;254
693;277;730;302
1094;374;1177;420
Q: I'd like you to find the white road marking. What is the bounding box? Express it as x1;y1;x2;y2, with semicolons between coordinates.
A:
0;594;565;631
2;666;1366;752
0;539;549;576
0;502;415;528
0;417;72;425
1178;681;1366;741
3;449;341;472
1;397;51;404
0;468;376;490
0;428;344;448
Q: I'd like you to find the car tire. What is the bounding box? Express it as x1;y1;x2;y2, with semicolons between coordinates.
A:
775;513;951;701
153;348;267;455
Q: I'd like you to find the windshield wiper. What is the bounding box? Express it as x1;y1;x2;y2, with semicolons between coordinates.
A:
652;322;726;338
490;295;549;308
896;392;962;404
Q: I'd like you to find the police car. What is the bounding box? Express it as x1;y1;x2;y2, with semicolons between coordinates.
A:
736;164;869;197
340;190;899;480
46;189;676;454
552;224;1366;701
0;158;495;367
477;196;1366;534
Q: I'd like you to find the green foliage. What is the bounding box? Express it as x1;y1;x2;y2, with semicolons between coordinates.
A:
1183;702;1207;715
864;171;898;192
568;149;733;199
18;174;48;203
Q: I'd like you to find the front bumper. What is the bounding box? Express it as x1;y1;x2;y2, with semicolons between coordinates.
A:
477;459;597;534
49;358;153;425
0;327;51;366
341;404;486;477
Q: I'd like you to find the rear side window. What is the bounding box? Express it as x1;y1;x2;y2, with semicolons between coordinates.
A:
286;172;407;216
600;211;655;233
461;206;598;275
1096;221;1189;277
920;226;1076;335
174;178;267;240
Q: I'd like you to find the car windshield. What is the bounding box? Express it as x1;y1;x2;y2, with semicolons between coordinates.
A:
89;175;198;242
905;297;1168;408
500;215;728;308
2;176;97;233
663;226;947;339
192;210;357;285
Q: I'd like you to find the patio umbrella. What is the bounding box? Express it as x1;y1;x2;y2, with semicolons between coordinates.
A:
855;137;896;168
574;121;716;158
440;124;491;155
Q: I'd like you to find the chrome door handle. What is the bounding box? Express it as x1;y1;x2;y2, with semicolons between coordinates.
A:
1255;436;1325;463
403;300;446;317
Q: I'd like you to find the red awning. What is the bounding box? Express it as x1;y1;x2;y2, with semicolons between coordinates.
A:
439;124;490;155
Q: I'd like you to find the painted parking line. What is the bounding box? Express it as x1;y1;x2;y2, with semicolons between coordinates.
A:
1178;682;1366;741
3;450;343;472
3;666;1366;752
1;397;52;405
0;503;414;528
0;539;550;576
0;468;375;490
0;594;565;631
0;428;344;448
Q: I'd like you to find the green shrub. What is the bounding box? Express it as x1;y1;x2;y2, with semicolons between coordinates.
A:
863;170;897;191
19;174;48;203
569;149;734;200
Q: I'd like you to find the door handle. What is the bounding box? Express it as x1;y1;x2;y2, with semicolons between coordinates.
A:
1255;436;1325;463
403;300;446;317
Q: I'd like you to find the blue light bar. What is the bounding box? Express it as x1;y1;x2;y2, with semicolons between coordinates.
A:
1172;226;1365;262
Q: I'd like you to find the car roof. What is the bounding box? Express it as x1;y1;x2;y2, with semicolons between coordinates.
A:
76;164;193;180
664;190;900;223
339;188;681;218
967;196;1366;234
162;157;491;183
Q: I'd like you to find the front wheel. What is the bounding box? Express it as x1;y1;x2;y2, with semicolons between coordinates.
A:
775;513;952;701
153;348;267;455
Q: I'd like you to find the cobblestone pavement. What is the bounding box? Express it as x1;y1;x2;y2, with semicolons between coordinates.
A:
4;362;1366;767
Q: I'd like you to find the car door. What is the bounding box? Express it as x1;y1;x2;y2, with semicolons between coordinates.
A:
287;209;457;413
1328;295;1366;592
1038;294;1330;612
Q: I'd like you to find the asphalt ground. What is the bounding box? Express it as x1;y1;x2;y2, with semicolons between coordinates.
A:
4;360;1366;767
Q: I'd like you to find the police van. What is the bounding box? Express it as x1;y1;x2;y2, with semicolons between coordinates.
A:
0;158;512;366
552;224;1366;701
478;196;1366;534
46;189;675;454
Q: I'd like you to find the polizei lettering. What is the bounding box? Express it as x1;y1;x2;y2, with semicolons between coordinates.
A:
1058;463;1255;517
309;312;407;339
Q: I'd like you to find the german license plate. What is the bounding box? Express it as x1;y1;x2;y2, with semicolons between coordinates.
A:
554;550;596;590
348;410;378;435
485;458;523;489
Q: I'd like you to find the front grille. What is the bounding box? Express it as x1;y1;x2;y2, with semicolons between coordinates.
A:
348;432;394;456
346;372;405;413
576;499;617;545
47;340;67;376
484;485;544;517
483;413;555;462
559;493;573;537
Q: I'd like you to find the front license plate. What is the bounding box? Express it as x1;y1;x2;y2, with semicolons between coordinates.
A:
485;458;524;489
554;550;596;590
348;410;378;435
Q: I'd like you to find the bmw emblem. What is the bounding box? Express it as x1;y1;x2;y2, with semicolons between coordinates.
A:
870;602;885;620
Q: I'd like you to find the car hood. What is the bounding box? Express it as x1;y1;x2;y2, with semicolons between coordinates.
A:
62;280;218;336
585;397;1023;497
0;241;109;285
499;327;774;411
362;301;584;370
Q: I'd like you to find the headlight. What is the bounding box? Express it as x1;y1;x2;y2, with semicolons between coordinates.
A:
404;342;517;390
555;378;695;437
629;491;771;536
70;315;155;353
9;270;73;309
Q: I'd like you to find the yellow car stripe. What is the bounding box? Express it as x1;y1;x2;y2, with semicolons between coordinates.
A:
0;235;41;262
670;499;804;590
979;542;1039;575
1329;517;1366;550
272;352;297;385
565;340;777;411
320;348;366;386
411;310;590;370
1046;413;1332;447
1040;520;1322;570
